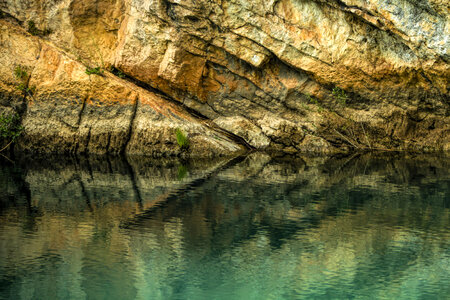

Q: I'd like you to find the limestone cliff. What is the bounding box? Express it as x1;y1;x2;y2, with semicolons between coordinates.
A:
0;0;449;156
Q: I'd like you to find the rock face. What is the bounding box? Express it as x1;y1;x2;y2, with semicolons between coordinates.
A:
0;0;449;156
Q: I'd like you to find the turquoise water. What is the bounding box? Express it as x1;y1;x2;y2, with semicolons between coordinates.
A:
0;153;449;299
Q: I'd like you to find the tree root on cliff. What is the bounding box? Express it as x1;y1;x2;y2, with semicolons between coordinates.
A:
333;129;361;149
332;128;400;152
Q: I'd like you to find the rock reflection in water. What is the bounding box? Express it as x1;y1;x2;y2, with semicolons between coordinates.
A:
0;153;449;299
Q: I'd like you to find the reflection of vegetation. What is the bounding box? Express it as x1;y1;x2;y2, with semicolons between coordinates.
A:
175;128;189;150
0;154;448;299
177;165;188;180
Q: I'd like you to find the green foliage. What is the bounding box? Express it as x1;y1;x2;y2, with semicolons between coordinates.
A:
16;82;27;92
14;66;28;81
332;87;348;105
25;85;35;95
0;112;23;142
110;67;126;78
27;20;39;36
300;102;310;112
14;65;34;95
16;83;35;94
175;128;189;150
90;38;105;68
307;94;319;105
306;94;324;113
82;39;108;77
27;20;51;36
115;70;126;79
42;27;52;36
85;66;104;76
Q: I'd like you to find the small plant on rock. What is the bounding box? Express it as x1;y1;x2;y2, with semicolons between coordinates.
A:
27;20;40;36
0;112;23;152
307;94;319;105
306;94;324;113
332;87;348;105
16;83;36;95
115;69;126;79
175;128;189;150
85;66;104;76
109;66;126;78
27;20;51;36
14;65;28;81
14;66;35;96
42;27;52;36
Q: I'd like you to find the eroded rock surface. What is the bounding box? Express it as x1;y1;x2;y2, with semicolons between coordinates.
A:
0;20;245;157
0;0;449;155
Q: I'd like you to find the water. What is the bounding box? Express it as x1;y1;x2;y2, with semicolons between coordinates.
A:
0;153;449;300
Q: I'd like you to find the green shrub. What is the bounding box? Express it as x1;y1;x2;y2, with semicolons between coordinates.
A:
115;69;126;79
109;67;126;78
27;20;39;36
42;27;52;36
16;83;35;94
332;87;348;105
13;66;35;95
0;112;23;142
13;65;35;95
85;66;104;76
175;128;189;150
307;94;319;105
14;66;28;81
27;20;51;36
306;94;324;113
16;82;27;92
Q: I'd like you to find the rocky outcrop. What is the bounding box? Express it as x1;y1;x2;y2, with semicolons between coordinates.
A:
0;0;449;156
0;19;245;157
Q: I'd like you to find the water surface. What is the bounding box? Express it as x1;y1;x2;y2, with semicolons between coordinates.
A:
0;153;449;299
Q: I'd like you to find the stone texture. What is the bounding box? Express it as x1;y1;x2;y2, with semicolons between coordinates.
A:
0;20;40;112
213;116;270;149
0;0;449;155
0;20;245;156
